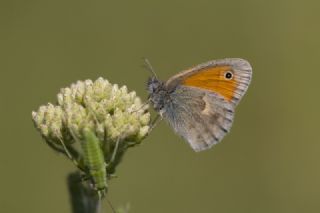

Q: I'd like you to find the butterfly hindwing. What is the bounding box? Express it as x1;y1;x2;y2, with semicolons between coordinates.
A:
162;86;234;152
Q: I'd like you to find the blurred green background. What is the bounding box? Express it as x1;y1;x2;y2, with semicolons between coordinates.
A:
1;0;320;212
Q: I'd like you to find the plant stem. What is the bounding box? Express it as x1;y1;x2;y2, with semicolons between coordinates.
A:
67;171;101;213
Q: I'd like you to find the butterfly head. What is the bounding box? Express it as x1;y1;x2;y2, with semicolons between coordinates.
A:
147;77;168;112
147;77;162;93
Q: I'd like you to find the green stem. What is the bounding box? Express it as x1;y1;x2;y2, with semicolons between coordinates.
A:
67;171;101;213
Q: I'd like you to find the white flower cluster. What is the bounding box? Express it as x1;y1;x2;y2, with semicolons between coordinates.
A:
32;77;150;179
32;78;150;148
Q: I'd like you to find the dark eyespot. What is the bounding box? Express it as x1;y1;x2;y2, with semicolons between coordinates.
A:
224;71;233;80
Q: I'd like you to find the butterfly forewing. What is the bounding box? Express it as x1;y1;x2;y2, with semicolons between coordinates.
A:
166;58;252;105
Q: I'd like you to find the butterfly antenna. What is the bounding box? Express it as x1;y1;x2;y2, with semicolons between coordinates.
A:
143;58;158;79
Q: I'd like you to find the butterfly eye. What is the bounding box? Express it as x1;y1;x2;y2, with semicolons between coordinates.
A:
224;71;233;80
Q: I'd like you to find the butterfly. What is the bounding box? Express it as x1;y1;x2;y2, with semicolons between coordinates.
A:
147;58;252;152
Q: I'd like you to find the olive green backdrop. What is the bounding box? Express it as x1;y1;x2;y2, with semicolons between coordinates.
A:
1;0;319;212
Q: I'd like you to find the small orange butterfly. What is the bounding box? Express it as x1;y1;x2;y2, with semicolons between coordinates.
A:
147;58;252;152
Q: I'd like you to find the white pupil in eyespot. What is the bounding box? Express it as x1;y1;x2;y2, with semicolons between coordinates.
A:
225;71;233;79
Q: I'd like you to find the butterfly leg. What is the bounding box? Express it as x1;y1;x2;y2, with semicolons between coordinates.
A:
129;99;150;113
147;114;163;135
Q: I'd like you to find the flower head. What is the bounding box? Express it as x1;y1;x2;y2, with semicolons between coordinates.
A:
32;77;150;177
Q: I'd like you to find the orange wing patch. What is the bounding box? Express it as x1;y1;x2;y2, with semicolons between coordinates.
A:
182;66;237;102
